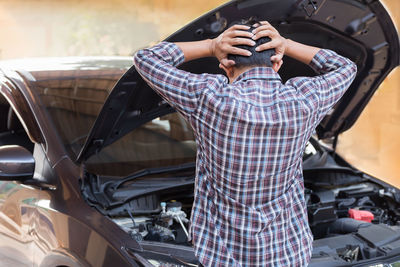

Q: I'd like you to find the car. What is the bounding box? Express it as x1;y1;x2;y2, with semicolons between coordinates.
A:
0;0;399;266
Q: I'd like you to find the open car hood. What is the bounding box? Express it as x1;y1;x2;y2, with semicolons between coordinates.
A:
77;0;399;163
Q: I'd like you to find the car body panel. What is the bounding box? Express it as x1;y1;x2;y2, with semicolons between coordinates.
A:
0;181;38;266
0;60;141;266
0;71;43;144
0;144;139;267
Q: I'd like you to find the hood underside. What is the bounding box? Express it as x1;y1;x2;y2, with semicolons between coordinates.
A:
77;0;400;162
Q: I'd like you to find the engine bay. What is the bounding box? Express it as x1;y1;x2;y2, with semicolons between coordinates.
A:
81;140;400;265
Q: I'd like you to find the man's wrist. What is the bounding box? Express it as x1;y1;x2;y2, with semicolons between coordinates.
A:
284;39;294;57
208;38;216;58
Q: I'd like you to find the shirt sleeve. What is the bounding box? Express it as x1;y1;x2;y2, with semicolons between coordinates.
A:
133;41;222;118
286;49;357;123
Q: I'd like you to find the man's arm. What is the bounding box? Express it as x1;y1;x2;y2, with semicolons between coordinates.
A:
134;42;194;118
175;25;254;64
284;39;320;65
253;21;357;121
133;25;254;118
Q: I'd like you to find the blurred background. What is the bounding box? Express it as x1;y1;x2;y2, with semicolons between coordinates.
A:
0;0;225;58
0;0;398;187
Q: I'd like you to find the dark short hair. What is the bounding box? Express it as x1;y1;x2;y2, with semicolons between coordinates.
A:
228;19;274;68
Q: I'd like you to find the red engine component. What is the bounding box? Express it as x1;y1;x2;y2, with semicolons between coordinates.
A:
348;209;374;223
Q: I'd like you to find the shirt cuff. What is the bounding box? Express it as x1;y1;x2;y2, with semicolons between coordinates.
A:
151;41;185;67
309;49;337;74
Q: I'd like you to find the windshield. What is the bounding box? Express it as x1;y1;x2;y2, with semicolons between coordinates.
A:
34;67;196;176
32;66;128;157
85;113;196;176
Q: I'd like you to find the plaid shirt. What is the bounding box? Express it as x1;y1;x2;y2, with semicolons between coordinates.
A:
134;42;357;266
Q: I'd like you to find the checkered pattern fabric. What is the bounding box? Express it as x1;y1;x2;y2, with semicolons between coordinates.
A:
134;42;357;266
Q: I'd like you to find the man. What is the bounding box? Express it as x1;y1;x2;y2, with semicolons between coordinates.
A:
134;20;356;266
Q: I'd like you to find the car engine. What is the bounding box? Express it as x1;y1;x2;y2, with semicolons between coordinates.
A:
109;180;400;237
81;140;400;265
113;200;190;245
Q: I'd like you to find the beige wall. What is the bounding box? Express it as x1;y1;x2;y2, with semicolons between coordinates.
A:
0;0;225;59
0;0;399;187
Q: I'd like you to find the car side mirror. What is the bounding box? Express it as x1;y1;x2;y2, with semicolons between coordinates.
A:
0;145;35;180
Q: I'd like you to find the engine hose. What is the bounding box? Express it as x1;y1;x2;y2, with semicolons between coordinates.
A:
328;218;371;234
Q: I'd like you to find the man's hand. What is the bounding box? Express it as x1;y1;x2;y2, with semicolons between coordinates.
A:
252;21;320;65
251;21;287;64
210;24;255;67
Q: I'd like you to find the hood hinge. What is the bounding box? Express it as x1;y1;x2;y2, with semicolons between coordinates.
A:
301;0;318;17
93;139;104;153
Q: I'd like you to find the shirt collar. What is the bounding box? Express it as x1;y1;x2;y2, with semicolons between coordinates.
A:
233;67;281;83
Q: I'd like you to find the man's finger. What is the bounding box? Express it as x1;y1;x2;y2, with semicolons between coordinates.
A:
227;30;254;39
252;21;273;30
272;59;283;71
271;54;284;62
252;26;276;36
220;58;236;68
252;29;275;41
225;46;252;56
258;21;272;27
229;24;251;31
229;37;256;47
278;59;283;69
255;39;280;51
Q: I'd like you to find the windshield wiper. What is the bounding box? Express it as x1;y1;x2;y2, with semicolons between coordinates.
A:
81;162;196;212
107;161;196;190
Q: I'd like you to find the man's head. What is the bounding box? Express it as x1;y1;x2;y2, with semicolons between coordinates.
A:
218;18;282;82
228;19;275;68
